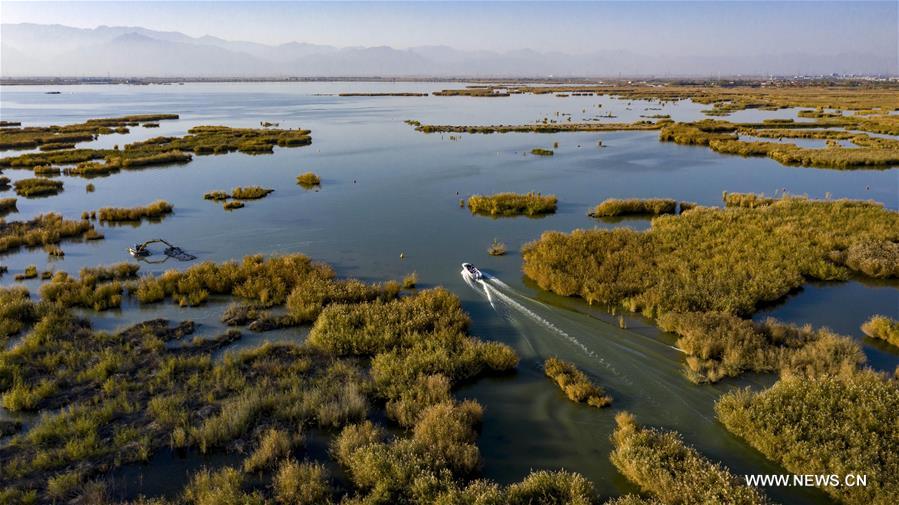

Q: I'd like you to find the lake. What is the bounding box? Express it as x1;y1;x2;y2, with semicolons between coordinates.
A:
1;81;897;503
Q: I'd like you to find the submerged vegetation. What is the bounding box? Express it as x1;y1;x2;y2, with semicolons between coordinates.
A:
544;357;612;407
861;315;899;348
716;369;899;505
97;200;174;222
467;192;557;217
523;195;899;317
589;198;676;217
610;412;769;505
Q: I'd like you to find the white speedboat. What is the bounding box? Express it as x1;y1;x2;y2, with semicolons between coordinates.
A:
461;263;483;280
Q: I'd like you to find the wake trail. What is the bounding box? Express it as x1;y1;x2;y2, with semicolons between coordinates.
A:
475;276;624;377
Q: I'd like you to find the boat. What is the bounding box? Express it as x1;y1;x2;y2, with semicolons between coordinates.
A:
128;243;150;257
461;262;483;280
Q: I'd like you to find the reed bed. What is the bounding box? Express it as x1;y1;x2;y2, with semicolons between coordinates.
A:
13;178;63;197
97;200;173;222
861;315;899;347
589;198;676;217
715;370;898;505
468;192;557;217
522;196;899;317
0;213;96;254
230;186;273;200
296;171;321;187
658;312;864;383
610;412;770;505
544;357;612;407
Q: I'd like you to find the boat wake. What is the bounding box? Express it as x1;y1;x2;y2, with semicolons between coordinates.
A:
463;269;622;375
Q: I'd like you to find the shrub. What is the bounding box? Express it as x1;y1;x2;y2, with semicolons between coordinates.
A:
544;357;612;407
861;315;899;347
182;467;263;505
224;201;244;210
716;370;899;505
243;428;293;473
610;412;769;505
297;172;321;187
589;198;676;217
273;460;332;505
402;272;417;289
507;470;598;505
468;192;557;217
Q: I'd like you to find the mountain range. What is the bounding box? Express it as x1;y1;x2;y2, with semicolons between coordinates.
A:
1;23;895;78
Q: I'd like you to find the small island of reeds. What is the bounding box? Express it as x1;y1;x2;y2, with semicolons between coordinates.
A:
861;314;899;348
97;200;174;223
296;171;321;187
13;178;63;197
531;148;554;156
589;198;676;217
467;192;557;217
544;357;612;407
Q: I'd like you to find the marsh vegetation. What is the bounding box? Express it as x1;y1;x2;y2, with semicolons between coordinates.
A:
861;315;899;348
589;198;676;217
97;200;174;223
13;178;63;197
610;412;770;505
467;192;557;217
0;213;97;254
296;171;321;187
544;357;612;407
715;369;898;505
523;195;899;317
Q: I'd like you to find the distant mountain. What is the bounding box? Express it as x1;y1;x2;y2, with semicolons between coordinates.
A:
1;23;894;77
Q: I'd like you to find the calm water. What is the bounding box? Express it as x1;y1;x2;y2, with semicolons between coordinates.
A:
2;82;897;503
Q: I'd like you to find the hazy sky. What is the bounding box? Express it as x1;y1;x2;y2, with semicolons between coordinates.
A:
1;1;896;55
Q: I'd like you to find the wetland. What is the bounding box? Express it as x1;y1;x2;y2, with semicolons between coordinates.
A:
0;81;896;505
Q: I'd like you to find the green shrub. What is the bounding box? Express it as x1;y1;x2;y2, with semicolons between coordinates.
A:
273;460;332;505
243;428;294;473
182;467;263;505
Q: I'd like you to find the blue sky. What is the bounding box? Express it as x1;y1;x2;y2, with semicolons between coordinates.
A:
1;1;896;55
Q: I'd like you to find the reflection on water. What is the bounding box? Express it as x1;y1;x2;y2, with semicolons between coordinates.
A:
1;82;895;503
